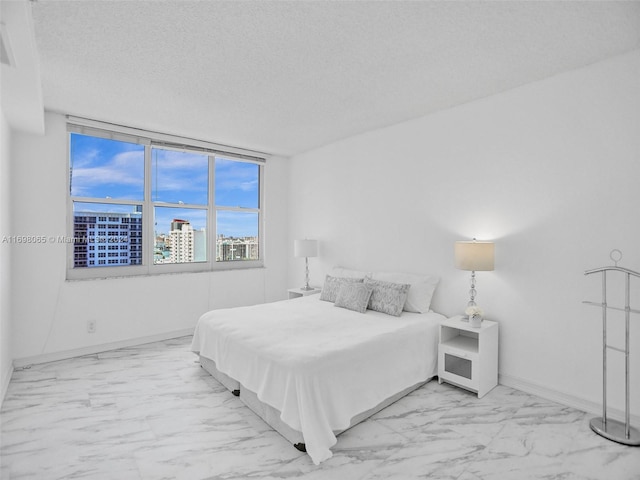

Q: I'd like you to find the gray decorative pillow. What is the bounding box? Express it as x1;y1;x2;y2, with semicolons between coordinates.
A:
320;275;364;302
364;278;411;316
334;283;374;313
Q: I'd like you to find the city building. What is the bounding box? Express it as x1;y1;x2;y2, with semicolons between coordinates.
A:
216;234;259;262
73;211;143;267
166;219;207;264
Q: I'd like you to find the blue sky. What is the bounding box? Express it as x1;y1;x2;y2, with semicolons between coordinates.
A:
70;133;259;237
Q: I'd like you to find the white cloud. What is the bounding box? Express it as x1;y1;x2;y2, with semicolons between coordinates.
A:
71;150;144;197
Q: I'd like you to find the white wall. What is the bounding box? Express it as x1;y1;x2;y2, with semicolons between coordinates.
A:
288;50;640;419
10;112;289;364
1;110;13;400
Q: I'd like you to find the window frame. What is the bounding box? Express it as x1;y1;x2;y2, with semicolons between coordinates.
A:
66;119;266;280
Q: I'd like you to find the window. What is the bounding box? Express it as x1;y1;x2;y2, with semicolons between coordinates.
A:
67;120;265;279
152;147;209;265
215;158;260;262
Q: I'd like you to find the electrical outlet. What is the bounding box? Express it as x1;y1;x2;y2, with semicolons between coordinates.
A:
87;319;96;333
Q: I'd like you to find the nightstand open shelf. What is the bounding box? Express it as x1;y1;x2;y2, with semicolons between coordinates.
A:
438;316;498;398
441;333;478;353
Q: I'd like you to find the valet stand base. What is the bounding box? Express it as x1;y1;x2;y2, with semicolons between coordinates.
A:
590;417;640;446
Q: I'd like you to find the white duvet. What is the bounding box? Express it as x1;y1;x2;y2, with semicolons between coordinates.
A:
191;295;444;464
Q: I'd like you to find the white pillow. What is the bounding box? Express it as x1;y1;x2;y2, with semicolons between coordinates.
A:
369;271;439;313
330;266;370;280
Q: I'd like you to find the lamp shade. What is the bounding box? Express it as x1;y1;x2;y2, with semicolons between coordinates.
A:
294;239;318;258
454;241;495;271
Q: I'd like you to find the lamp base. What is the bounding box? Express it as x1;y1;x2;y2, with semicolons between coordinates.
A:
300;257;313;292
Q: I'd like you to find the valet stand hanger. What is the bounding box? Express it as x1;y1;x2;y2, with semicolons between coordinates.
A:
583;249;640;446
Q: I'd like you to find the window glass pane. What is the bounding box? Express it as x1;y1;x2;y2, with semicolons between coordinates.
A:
154;207;207;264
70;133;144;200
215;158;259;208
72;202;143;268
152;148;208;205
216;211;258;262
68;126;264;277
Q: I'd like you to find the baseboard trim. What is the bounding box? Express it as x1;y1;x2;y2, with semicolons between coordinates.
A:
499;373;640;427
12;328;194;369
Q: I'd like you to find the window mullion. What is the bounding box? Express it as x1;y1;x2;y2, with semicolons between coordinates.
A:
152;202;207;210
144;145;152;270
216;206;259;213
70;197;142;206
209;155;216;265
259;163;264;262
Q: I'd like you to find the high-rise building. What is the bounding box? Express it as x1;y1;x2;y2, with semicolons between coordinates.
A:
169;219;193;264
168;219;207;264
73;211;142;268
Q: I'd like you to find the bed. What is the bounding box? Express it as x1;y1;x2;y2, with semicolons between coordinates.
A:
191;269;442;464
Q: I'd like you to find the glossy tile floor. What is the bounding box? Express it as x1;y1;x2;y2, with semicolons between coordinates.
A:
1;336;639;479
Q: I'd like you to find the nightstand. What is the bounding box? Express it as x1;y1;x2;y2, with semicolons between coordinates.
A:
438;315;498;398
287;287;322;299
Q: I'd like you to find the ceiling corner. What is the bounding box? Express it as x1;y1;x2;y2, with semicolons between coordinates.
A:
0;0;44;135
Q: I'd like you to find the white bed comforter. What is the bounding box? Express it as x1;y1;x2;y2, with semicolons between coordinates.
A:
191;295;443;464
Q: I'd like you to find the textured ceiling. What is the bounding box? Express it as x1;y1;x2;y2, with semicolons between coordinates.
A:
31;1;640;156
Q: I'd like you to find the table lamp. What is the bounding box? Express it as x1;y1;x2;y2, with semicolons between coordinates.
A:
455;239;495;307
294;239;318;291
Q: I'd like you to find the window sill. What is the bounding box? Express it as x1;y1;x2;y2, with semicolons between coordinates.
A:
65;264;266;282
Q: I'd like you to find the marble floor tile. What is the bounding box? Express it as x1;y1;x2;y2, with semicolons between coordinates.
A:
2;336;639;479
